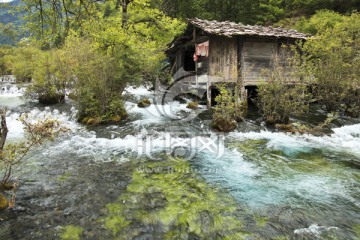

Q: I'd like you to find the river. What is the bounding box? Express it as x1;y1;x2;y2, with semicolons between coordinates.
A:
0;82;359;239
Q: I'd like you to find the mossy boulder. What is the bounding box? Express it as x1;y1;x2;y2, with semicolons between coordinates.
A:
0;194;8;210
345;107;359;118
137;99;151;108
186;101;199;110
212;118;237;132
39;93;65;105
101;113;129;124
275;124;294;132
79;110;128;126
86;117;101;125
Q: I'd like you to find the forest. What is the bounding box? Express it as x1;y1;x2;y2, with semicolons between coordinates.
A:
0;0;359;127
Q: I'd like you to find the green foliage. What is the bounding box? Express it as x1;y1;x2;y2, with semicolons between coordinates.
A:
62;35;127;122
24;48;72;103
60;225;83;240
6;42;41;82
302;12;360;114
160;0;359;25
0;44;14;75
295;10;345;35
0;0;25;45
212;84;246;132
255;49;310;124
167;0;280;25
21;0;98;46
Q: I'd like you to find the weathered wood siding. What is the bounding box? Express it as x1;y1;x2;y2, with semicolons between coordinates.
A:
175;49;183;71
209;36;238;82
242;40;276;85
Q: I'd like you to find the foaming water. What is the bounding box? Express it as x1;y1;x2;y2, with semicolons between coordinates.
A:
229;124;360;157
294;224;339;238
124;85;153;99
0;85;25;97
1;84;360;239
6;106;80;140
125;100;195;125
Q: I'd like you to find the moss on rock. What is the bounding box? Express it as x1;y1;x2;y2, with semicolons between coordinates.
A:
137;98;151;108
186;101;199;110
60;225;83;240
86;117;101;125
0;194;8;210
102;160;248;239
212;118;237;132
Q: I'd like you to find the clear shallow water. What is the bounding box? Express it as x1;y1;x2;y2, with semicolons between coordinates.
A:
1;86;360;239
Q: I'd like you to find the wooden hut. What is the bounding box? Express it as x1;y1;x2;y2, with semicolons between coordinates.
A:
166;18;309;106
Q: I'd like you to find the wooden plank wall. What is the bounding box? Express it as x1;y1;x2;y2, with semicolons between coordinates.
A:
242;40;276;85
208;36;238;82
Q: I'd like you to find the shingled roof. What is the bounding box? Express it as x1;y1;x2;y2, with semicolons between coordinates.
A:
188;18;309;39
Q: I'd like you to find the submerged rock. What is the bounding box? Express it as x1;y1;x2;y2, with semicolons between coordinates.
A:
39;93;65;105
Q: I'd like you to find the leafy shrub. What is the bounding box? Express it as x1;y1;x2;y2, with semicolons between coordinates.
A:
255;49;310;124
212;84;246;132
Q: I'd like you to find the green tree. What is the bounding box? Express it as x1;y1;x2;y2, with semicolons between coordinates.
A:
7;40;41;82
0;44;14;76
24;48;73;104
21;0;99;46
62;35;128;123
16;0;184;123
302;12;360;115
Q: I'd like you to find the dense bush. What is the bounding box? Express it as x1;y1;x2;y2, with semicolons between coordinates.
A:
301;12;360;115
6;41;41;82
256;49;310;125
212;84;246;132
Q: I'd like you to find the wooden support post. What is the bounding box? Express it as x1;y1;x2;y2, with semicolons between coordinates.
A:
241;87;248;102
207;82;212;108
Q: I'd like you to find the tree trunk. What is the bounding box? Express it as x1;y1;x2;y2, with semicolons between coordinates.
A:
0;108;8;151
121;0;133;28
122;0;128;28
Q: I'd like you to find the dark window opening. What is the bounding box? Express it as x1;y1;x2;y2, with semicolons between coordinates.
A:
245;86;258;106
183;46;195;72
210;86;220;106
